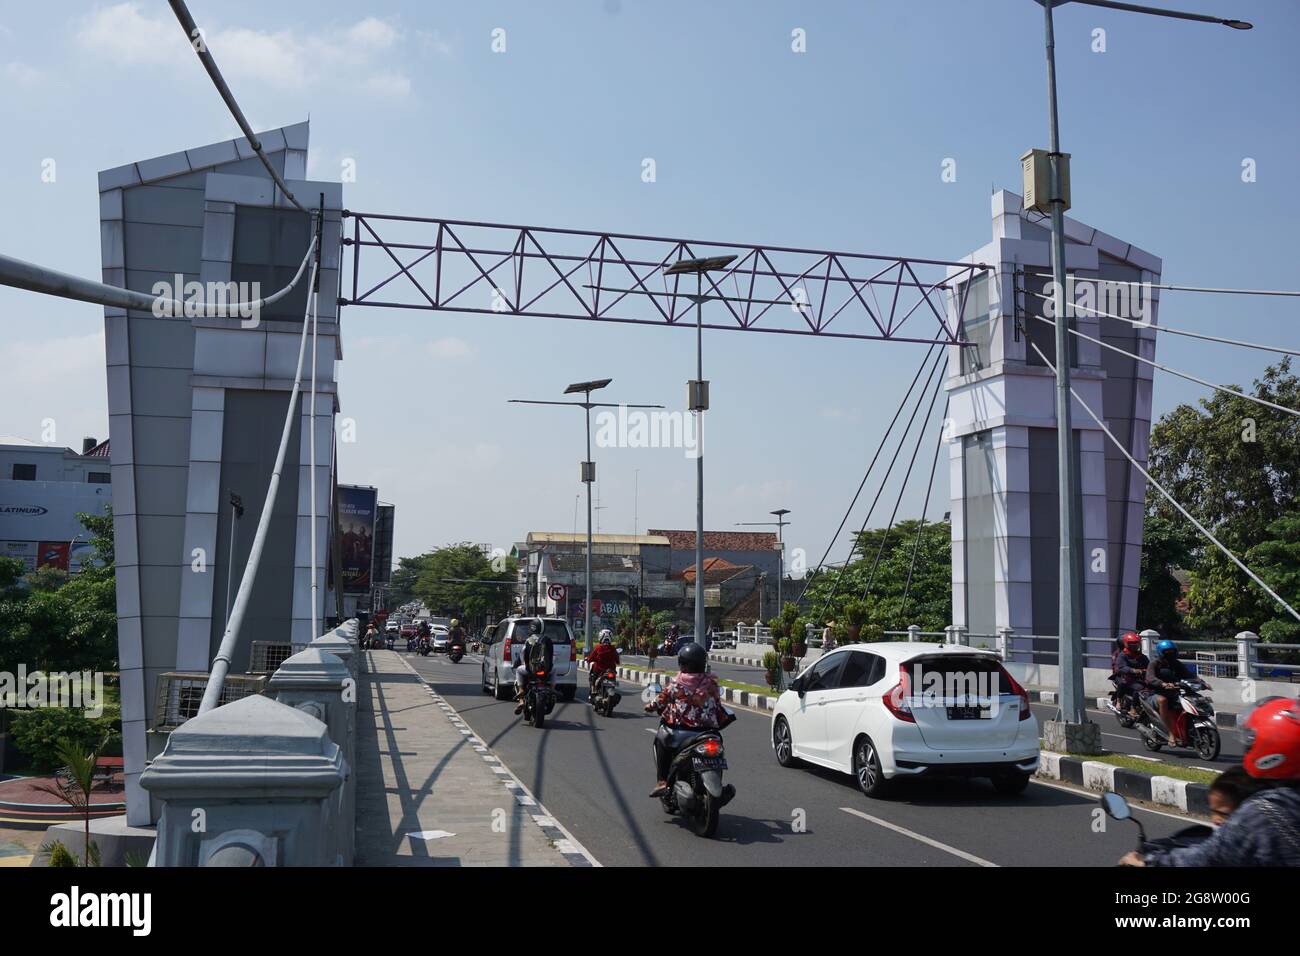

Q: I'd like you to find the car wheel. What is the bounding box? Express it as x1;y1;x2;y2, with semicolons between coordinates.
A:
853;735;890;798
493;674;513;702
558;685;576;702
773;716;800;768
991;772;1031;796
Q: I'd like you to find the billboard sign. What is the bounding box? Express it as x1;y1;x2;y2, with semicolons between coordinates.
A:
373;503;395;585
338;485;378;594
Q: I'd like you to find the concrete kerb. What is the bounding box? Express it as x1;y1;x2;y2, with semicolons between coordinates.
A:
1034;749;1211;817
581;660;778;715
392;654;599;867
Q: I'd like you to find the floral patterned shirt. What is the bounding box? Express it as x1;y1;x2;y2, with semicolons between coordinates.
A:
653;672;726;729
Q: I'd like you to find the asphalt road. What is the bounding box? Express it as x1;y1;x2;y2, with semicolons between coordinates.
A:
408;651;1188;867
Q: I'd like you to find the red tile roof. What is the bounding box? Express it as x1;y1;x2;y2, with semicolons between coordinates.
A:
648;529;777;551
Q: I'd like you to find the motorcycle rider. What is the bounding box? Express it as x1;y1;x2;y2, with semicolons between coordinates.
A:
644;642;727;798
1122;697;1300;866
1145;639;1204;747
1110;631;1148;718
514;620;554;715
448;618;466;654
585;629;620;696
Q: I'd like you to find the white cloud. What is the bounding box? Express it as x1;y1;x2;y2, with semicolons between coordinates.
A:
73;3;420;98
4;62;43;88
427;337;475;360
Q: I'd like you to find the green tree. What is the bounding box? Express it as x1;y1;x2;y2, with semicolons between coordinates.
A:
802;519;952;637
412;544;517;623
1245;514;1300;644
1136;511;1198;639
1144;359;1299;640
388;553;433;606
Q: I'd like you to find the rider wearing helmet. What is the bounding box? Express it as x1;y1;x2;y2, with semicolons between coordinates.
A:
1145;639;1204;747
644;641;727;798
514;620;554;715
448;617;466;652
1123;697;1300;866
1111;632;1148;718
584;629;620;694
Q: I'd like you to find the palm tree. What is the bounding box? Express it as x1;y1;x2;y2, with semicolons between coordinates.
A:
35;738;102;866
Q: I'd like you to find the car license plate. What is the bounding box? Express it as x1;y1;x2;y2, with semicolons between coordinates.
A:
692;756;727;771
947;705;990;720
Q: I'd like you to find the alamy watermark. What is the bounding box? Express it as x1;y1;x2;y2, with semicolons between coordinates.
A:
0;666;105;717
151;274;262;328
594;404;700;459
1042;276;1153;323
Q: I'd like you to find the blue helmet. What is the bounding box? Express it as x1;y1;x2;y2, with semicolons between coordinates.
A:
1156;639;1177;657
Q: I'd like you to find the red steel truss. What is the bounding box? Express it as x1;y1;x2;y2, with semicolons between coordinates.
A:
340;212;993;345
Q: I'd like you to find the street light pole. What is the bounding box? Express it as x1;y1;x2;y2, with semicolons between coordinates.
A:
1031;0;1250;752
665;255;736;648
508;382;664;655
737;508;791;615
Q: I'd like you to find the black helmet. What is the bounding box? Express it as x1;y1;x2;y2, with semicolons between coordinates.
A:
678;641;706;674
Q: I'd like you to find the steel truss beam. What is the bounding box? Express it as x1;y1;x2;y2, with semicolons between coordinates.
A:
340;212;991;345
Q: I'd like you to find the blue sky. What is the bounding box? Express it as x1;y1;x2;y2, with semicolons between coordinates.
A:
0;0;1295;569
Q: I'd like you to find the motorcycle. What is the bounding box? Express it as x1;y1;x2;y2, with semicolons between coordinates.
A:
591;668;621;716
448;640;465;664
1102;680;1141;729
417;635;431;657
521;670;556;728
1100;791;1214;862
647;683;737;838
1134;678;1221;761
406;635;419;652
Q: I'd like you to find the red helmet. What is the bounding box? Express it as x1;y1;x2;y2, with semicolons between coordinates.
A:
1121;631;1141;651
1242;697;1300;780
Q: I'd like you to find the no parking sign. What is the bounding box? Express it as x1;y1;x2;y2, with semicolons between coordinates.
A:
547;583;566;602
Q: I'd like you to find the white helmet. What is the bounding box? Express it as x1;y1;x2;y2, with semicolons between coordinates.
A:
599;628;613;644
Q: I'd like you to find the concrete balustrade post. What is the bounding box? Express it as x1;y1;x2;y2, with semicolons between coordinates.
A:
1139;629;1160;661
907;624;920;643
269;647;356;864
139;694;347;866
313;631;356;683
997;626;1014;661
1235;631;1259;684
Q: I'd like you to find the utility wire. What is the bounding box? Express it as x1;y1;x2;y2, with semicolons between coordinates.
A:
1026;300;1300;419
167;0;309;215
899;396;951;622
200;254;320;714
1025;270;1300;298
1023;280;1299;357
0;239;316;315
1024;337;1299;624
861;369;947;600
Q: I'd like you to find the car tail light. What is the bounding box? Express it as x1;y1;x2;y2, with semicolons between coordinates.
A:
502;636;512;660
883;664;915;723
999;665;1031;721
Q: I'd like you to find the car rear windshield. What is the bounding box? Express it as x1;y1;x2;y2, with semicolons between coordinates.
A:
907;656;1009;695
513;619;571;644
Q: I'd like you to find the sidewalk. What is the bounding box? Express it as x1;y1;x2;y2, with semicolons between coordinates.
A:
354;649;592;866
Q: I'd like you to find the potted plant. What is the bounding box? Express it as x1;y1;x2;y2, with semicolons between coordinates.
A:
779;638;796;672
842;599;868;642
762;650;780;690
791;617;808;657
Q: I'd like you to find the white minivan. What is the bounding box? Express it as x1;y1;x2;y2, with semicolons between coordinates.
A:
771;642;1039;797
480;616;578;701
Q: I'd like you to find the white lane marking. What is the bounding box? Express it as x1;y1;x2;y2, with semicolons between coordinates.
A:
1029;778;1200;823
839;806;998;867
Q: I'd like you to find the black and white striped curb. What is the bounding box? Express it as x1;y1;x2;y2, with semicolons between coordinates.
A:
395;654;599;867
1031;690;1241;728
581;660;779;714
1036;750;1211;817
708;651;766;668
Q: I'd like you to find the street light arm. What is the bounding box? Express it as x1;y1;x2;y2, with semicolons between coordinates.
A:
1046;0;1251;28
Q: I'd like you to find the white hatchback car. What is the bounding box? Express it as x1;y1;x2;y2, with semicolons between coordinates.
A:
771;642;1039;797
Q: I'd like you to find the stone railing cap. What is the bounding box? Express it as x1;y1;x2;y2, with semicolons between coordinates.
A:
268;647;350;688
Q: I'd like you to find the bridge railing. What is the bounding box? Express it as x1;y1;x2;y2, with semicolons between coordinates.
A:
141;619;360;866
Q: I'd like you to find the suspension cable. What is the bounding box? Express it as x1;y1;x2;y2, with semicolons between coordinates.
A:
1025;270;1300;299
166;0;309;215
1024;337;1299;624
1026;300;1300;419
0;238;317;315
200;254;321;714
1022;281;1300;357
862;368;947;600
899;396;951;621
811;347;948;622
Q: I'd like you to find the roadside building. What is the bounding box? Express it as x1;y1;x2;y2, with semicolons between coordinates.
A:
0;436;112;572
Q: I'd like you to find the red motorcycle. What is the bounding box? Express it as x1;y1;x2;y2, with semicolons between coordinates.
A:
591;668;621;716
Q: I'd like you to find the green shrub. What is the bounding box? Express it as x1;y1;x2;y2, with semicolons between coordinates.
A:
46;841;77;867
10;708;118;771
